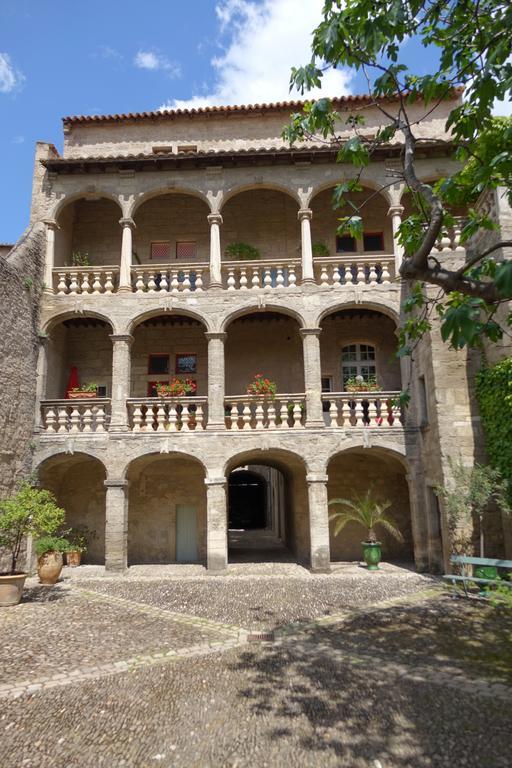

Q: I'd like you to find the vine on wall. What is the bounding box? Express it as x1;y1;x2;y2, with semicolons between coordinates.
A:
476;357;512;500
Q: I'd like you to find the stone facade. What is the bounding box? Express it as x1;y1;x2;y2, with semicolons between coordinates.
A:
2;93;510;575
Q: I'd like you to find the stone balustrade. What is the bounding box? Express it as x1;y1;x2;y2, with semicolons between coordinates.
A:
41;399;110;432
131;264;209;293
430;217;466;254
127;397;208;431
221;259;302;290
224;394;306;430
53;268;119;295
321;392;402;427
313;256;394;287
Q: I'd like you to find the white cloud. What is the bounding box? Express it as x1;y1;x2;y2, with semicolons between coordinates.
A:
0;52;25;94
134;50;181;78
160;0;352;110
95;45;123;61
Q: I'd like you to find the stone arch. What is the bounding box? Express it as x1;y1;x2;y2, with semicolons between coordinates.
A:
129;186;212;218
221;304;306;332
220;182;302;211
51;191;124;222
41;315;115;400
315;300;400;329
127;307;212;335
326;446;414;564
318;305;402;393
224;309;306;396
42;309;116;335
307;178;394;208
224;446;309;564
37;451;108;565
121;448;207;482
124;451;207;565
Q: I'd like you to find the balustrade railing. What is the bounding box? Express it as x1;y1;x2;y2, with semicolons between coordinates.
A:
131;263;209;293
41;399;110;433
221;259;302;290
127;397;208;431
430;217;466;254
53;267;119;295
321;392;402;427
225;394;306;430
313;256;394;287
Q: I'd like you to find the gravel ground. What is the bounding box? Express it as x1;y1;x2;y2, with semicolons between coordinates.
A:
75;567;435;629
0;585;231;685
2;638;510;768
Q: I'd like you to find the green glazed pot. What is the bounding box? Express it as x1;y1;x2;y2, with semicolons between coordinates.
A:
473;565;497;581
362;541;382;570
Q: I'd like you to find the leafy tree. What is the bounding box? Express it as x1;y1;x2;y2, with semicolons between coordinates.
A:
284;0;512;350
0;482;65;574
328;489;404;543
435;458;510;556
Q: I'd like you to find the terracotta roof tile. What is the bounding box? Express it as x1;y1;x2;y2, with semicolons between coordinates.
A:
63;91;464;125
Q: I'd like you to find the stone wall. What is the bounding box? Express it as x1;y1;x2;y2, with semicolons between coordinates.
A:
0;224;44;499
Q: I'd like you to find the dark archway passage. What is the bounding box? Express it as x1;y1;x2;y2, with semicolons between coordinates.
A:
227;464;294;563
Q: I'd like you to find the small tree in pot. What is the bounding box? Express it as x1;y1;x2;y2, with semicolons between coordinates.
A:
329;489;403;570
0;482;66;605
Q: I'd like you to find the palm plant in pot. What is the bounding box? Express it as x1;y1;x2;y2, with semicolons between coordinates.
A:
328;489;403;570
0;482;66;605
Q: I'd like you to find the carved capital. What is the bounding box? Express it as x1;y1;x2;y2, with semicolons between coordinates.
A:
387;205;404;217
110;333;134;346
207;213;223;227
297;208;313;222
300;327;322;338
119;217;136;229
204;331;227;342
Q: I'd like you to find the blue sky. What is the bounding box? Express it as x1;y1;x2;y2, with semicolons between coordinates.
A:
1;0;509;244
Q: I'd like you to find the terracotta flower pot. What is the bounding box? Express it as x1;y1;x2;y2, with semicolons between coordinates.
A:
0;573;27;607
66;550;82;567
68;391;97;399
37;552;63;585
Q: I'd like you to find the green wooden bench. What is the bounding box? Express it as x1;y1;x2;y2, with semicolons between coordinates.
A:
443;555;512;597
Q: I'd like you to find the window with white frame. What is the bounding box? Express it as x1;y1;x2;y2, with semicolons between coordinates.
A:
341;343;376;387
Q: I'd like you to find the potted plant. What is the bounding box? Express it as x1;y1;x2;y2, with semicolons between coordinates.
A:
36;535;70;585
225;242;261;261
156;378;197;397
0;482;66;606
246;374;277;397
68;383;98;399
71;251;91;267
328;489;404;570
344;375;381;393
312;242;330;257
64;526;90;567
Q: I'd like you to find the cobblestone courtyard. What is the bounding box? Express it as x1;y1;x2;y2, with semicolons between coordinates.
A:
1;566;511;767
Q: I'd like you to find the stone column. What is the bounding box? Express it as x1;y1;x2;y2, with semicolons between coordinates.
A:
205;477;228;571
105;479;129;572
406;471;429;572
388;205;404;276
298;208;314;283
109;334;134;431
205;331;226;430
43;220;58;294
34;336;49;432
208;213;223;288
119;217;135;292
307;473;331;572
300;328;324;427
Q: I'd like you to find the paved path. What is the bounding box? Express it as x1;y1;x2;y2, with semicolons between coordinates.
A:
1;571;511;767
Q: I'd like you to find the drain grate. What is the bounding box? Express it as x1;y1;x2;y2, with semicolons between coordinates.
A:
247;631;275;643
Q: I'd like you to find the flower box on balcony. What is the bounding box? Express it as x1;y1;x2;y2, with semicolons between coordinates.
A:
156;378;197;397
68;385;98;399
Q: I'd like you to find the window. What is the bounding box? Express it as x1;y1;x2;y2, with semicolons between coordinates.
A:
150;241;170;261
363;232;384;252
341;343;376;388
97;385;107;398
177;145;198;154
175;353;197;374
176;241;197;260
152;145;173;154
321;376;333;412
336;235;356;253
148;355;170;375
